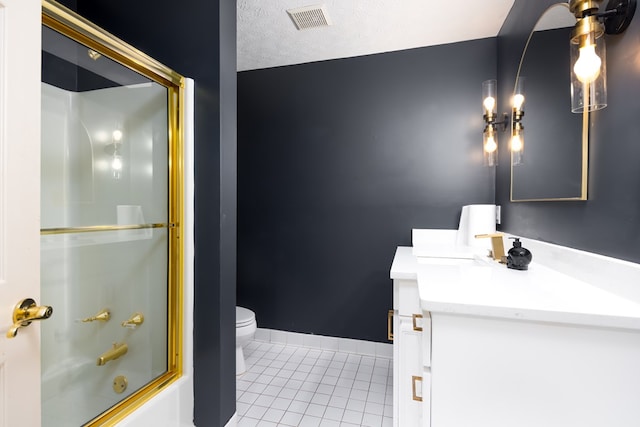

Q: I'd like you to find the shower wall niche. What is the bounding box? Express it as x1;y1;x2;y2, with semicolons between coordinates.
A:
40;3;185;426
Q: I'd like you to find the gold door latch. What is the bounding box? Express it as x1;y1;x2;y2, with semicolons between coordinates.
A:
7;298;53;338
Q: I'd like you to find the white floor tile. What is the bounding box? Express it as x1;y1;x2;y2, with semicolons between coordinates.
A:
236;338;395;427
245;405;268;420
362;412;383;427
324;406;345;421
305;402;327;417
299;414;322;427
342;409;364;424
262;408;285;423
280;411;303;426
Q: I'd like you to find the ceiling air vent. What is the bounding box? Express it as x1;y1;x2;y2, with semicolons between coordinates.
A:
287;4;332;30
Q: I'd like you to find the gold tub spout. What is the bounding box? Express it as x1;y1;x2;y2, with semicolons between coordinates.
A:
97;342;128;366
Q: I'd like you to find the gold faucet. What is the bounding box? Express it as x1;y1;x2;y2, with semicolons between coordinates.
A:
81;308;110;323
7;298;53;338
97;342;128;366
474;233;506;262
121;312;144;328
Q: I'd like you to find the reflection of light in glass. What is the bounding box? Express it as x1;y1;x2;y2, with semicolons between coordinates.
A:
105;129;124;179
95;130;109;143
511;135;523;152
513;94;525;111
112;154;123;179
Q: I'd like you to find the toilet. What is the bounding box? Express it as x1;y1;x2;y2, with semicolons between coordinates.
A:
235;306;257;376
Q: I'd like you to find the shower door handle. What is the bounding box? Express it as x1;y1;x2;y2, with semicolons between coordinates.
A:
6;298;53;338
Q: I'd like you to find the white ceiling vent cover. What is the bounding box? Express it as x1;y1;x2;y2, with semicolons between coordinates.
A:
287;4;332;30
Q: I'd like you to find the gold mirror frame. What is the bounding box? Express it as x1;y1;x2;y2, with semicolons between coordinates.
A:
41;1;185;425
510;3;588;202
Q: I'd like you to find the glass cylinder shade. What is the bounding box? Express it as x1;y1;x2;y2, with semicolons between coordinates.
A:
511;123;524;165
513;77;525;114
571;32;607;112
483;125;498;167
482;79;498;118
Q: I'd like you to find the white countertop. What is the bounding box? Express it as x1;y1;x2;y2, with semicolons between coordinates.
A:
391;246;640;330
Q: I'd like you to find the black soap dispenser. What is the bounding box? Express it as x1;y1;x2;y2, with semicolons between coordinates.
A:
507;237;532;271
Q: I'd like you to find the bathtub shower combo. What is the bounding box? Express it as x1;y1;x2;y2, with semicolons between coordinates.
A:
38;3;185;425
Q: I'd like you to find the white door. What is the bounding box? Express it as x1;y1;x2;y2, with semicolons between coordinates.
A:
0;0;42;426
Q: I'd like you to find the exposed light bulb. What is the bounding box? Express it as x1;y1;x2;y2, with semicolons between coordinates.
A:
511;134;523;152
483;96;496;114
484;135;497;153
513;94;525;110
113;129;123;141
573;43;602;84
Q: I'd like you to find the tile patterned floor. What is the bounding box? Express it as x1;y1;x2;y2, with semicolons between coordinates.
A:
236;340;393;427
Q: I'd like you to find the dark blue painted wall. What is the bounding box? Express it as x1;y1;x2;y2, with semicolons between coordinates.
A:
237;39;497;343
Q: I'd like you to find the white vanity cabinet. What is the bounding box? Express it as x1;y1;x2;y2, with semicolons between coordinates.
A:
391;250;431;427
392;238;640;427
426;312;640;427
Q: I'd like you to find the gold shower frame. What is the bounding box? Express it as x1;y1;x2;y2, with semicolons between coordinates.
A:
41;1;185;425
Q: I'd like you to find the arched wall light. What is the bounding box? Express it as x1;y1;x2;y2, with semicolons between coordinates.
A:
570;0;636;112
511;78;525;165
482;79;508;167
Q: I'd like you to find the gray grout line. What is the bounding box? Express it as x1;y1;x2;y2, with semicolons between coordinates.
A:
237;340;393;427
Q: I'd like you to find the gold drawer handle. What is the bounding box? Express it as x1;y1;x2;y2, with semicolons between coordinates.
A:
387;309;394;341
412;375;423;402
412;313;423;332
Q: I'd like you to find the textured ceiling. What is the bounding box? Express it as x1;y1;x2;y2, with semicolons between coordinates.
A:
237;0;516;71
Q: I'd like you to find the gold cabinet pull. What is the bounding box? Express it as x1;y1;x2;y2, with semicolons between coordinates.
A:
7;298;53;338
387;309;394;341
412;375;423;402
412;313;423;332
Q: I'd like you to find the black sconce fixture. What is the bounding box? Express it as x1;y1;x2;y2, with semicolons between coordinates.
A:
482;79;508;167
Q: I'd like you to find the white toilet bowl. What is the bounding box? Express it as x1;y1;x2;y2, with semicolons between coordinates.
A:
236;306;257;376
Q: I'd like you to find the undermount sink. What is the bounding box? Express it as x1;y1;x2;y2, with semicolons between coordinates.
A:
417;256;478;265
416;254;493;266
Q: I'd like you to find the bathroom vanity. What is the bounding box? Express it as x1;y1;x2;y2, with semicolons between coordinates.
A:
390;231;640;427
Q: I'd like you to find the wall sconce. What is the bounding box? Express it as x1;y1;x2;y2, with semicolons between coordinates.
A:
570;0;636;112
482;79;508;167
511;78;525;165
105;129;123;179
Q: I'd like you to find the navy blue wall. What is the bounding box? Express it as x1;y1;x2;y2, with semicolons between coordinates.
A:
497;0;640;264
237;39;496;343
57;0;238;425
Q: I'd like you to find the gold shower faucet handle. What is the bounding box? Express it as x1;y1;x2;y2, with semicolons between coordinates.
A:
121;312;144;328
82;308;111;322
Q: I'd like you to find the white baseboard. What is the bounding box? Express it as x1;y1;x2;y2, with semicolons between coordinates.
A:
253;328;393;359
224;412;238;427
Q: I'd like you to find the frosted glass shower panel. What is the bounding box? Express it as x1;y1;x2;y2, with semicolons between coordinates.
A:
41;25;169;229
40;17;178;427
